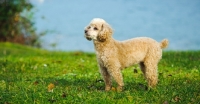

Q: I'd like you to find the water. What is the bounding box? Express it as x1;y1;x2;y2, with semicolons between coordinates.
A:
30;0;200;52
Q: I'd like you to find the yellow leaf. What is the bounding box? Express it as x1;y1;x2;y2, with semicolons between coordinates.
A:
111;87;116;91
48;83;55;92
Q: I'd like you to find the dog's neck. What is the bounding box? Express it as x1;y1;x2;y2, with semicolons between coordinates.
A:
93;38;116;52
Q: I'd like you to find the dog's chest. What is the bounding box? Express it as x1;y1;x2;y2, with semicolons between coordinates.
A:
96;52;109;66
96;50;119;67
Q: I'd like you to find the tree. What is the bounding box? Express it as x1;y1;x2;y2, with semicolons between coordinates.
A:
0;0;40;47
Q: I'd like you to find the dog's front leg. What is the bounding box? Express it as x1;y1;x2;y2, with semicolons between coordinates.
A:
107;66;124;92
99;66;112;91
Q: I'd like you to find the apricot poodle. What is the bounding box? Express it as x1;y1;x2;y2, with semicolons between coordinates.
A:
84;18;169;91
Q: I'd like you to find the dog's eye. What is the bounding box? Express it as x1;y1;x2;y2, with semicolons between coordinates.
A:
94;27;98;30
88;26;91;29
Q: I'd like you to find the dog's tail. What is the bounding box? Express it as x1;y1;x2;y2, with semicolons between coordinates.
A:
160;39;169;49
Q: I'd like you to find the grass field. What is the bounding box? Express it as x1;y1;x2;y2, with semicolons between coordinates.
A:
0;42;200;104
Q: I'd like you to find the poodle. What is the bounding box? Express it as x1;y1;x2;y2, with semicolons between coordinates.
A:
84;18;169;91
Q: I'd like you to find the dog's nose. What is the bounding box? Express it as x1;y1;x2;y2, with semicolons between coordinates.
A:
85;30;88;34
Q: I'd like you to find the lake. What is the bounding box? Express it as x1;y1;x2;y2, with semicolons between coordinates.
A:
30;0;200;52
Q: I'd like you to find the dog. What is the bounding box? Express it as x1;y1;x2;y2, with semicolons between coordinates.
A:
84;18;168;91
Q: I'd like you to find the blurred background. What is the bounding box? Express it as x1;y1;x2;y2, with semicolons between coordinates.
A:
1;0;200;52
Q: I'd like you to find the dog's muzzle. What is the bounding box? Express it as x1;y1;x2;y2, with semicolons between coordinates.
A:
84;30;92;41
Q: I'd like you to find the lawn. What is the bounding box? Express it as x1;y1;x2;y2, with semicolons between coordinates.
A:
0;42;200;104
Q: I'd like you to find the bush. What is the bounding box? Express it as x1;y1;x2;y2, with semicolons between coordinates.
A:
0;0;41;47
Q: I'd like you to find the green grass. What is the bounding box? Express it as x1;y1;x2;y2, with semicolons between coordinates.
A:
0;42;200;104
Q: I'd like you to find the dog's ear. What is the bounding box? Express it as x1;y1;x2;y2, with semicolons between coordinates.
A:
97;24;113;42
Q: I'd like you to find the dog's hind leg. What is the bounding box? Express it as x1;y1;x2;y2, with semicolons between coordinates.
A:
143;57;159;88
144;61;158;88
140;62;157;87
143;48;162;88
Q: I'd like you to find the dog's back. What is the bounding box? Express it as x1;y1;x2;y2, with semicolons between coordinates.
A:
114;37;168;69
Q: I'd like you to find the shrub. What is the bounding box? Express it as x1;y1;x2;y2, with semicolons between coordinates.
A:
0;0;41;47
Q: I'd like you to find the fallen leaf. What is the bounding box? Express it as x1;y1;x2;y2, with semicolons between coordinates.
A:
174;96;181;102
163;101;168;104
111;87;116;91
172;96;181;102
48;83;55;92
33;81;39;85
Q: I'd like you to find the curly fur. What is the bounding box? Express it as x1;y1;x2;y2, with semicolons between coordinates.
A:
84;18;169;91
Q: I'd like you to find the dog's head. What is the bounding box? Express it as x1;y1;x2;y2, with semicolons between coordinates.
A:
84;18;113;42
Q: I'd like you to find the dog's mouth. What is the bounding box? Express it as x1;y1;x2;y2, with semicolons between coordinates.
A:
85;34;92;41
